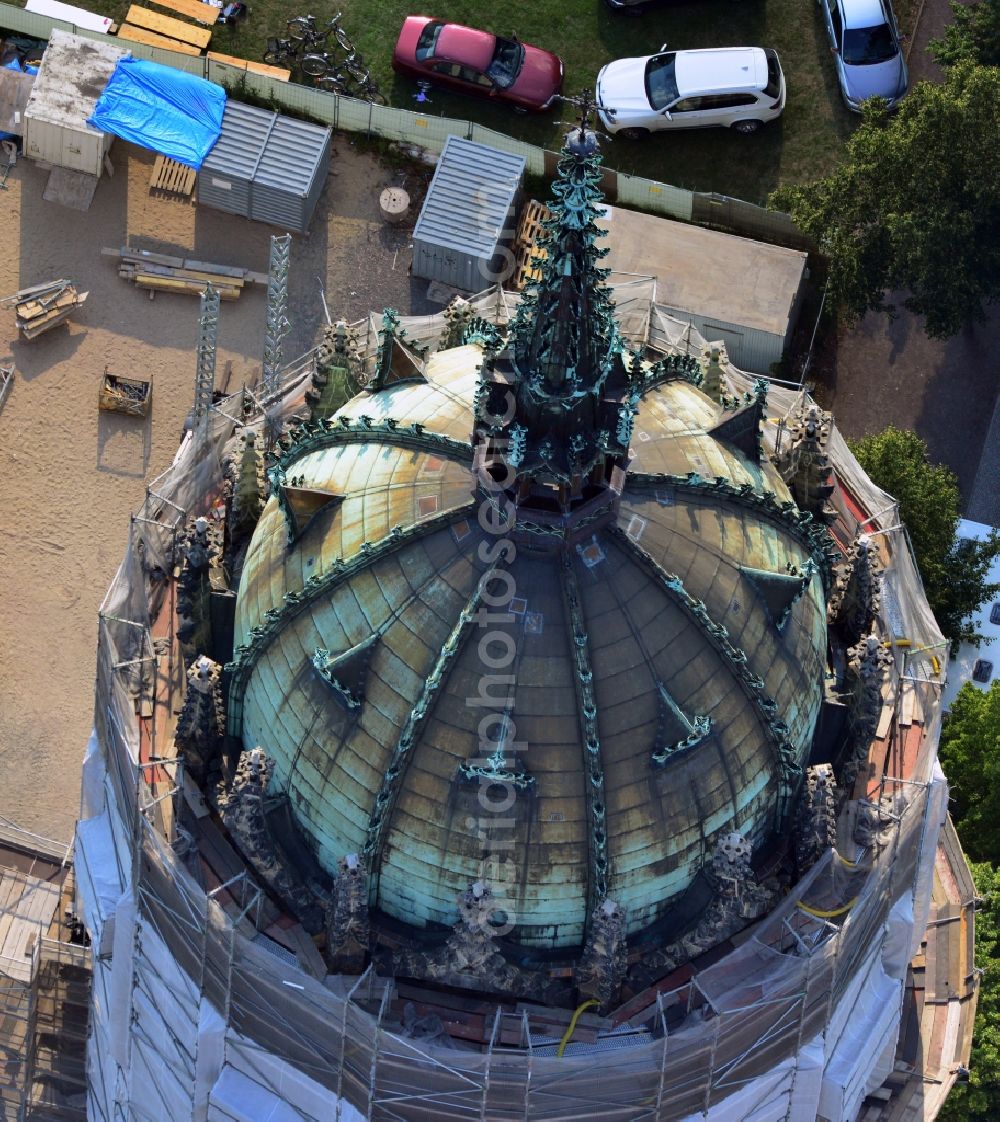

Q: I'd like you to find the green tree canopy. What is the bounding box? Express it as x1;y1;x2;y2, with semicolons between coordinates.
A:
938;858;1000;1120
770;64;1000;339
848;428;1000;649
938;683;1000;861
930;0;1000;68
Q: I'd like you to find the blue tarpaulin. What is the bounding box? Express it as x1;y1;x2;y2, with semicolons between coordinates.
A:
87;58;225;170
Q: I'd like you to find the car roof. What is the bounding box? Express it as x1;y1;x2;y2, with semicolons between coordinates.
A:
840;0;888;28
435;23;496;70
672;48;767;96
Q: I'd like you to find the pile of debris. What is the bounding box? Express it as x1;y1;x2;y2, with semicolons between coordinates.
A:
2;279;87;339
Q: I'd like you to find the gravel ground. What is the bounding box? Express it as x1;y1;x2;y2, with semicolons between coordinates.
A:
0;137;427;842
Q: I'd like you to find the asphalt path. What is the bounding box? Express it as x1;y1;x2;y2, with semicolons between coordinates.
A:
824;0;999;526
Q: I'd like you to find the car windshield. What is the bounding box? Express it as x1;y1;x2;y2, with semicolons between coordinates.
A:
842;23;898;64
486;37;525;89
645;54;678;110
415;21;444;61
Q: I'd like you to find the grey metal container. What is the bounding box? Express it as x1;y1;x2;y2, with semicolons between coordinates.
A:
197;100;331;235
412;136;525;292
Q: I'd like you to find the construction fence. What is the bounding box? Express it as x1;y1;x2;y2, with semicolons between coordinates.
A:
0;3;811;253
69;283;951;1121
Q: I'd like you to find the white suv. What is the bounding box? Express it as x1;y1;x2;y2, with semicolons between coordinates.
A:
597;47;786;139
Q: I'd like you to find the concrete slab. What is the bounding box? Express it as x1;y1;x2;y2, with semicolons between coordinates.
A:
42;166;99;210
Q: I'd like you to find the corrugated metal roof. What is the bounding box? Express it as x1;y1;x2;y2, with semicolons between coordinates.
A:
200;99;274;180
256;116;331;197
413;135;525;257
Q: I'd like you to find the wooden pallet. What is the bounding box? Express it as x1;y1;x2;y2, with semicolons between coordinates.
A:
510;199;552;291
117;23;202;55
150;153;197;197
124;4;212;47
207;50;291;82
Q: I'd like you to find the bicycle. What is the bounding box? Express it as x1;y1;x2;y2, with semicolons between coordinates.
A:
301;47;366;79
314;66;386;105
286;12;352;52
263;36;300;66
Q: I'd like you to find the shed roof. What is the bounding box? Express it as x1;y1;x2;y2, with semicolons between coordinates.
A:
24;29;125;130
597;206;807;338
256;115;331;196
200;98;330;196
413;135;525;258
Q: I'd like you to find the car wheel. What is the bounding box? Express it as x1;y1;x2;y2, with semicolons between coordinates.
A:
617;127;651;141
732;119;762;135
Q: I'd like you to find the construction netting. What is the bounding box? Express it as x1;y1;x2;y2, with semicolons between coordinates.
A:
74;281;949;1122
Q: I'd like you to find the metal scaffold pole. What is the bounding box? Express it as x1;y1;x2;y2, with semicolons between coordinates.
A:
262;233;291;397
193;284;220;438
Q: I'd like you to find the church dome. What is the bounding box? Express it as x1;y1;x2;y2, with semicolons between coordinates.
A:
229;131;829;951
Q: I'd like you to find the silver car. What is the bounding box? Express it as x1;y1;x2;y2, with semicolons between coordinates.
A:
819;0;908;111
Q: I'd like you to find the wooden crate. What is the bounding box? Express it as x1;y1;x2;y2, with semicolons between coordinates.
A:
99;370;152;417
150;154;197;197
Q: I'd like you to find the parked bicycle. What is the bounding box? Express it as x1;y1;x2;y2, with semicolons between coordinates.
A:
286;12;352;52
263;36;299;66
315;68;386;104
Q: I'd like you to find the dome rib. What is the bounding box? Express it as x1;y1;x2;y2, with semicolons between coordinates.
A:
227;499;476;739
362;561;502;896
609;524;803;826
559;551;610;926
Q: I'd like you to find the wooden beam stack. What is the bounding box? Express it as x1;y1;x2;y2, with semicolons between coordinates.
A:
104;246;269;300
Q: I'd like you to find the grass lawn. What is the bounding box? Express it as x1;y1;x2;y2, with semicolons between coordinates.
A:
39;0;916;203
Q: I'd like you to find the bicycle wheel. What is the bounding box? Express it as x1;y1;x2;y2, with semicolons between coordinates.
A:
333;24;352;51
263;47;289;65
317;74;349;95
300;53;331;77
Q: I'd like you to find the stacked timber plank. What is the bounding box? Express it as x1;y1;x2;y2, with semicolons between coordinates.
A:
104;245;268;300
2;279;87;339
118;2;212;56
150;153;197;197
510;199;552;291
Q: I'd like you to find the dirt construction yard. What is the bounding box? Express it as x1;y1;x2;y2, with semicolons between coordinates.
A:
0;138;422;843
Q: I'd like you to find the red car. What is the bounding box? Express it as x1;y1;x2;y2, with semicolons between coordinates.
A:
392;17;564;112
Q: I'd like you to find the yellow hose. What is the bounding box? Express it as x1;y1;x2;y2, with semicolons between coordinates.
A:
797;897;858;919
557;999;599;1058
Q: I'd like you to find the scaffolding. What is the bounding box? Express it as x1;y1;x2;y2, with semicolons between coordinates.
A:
73;282;952;1122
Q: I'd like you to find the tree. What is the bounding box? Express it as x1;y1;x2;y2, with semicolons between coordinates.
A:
938;859;1000;1120
938;683;1000;861
930;0;1000;68
848;428;1000;650
769;64;1000;339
